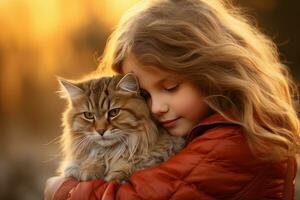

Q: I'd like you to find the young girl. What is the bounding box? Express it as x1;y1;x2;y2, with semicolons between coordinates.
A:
45;0;300;199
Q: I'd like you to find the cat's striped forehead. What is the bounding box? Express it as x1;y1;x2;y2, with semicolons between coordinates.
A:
78;75;128;113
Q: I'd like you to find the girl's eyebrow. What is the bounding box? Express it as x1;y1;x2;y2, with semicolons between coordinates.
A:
155;78;179;87
157;78;168;84
156;78;171;85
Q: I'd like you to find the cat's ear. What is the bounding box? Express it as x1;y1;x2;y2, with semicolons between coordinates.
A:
57;77;84;99
116;73;139;94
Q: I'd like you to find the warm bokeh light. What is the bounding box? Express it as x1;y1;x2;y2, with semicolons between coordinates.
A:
0;1;140;199
0;0;139;115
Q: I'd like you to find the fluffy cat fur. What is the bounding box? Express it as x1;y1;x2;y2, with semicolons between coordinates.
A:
57;73;185;181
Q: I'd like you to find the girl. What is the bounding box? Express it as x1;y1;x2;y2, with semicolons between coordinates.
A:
45;0;300;199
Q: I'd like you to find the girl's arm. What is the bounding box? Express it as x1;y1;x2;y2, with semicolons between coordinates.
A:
45;124;287;200
45;148;217;200
44;176;76;200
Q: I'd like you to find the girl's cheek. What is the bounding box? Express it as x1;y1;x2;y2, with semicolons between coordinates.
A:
177;95;209;121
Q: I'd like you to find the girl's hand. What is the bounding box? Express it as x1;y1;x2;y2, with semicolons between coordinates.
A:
44;176;68;200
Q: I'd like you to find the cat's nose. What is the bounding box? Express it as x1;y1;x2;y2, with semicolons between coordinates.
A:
97;129;105;136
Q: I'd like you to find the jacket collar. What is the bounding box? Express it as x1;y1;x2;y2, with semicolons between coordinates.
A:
185;112;240;143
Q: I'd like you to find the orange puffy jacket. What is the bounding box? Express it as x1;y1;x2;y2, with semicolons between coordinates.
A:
53;113;297;200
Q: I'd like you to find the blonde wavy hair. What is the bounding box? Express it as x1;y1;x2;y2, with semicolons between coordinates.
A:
97;0;300;161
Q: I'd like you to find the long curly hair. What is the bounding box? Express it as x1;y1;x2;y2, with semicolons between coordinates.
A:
97;0;300;161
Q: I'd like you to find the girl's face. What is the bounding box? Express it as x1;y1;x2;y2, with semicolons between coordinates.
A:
122;54;211;136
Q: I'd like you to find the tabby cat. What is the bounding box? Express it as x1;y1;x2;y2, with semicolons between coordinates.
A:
57;73;185;181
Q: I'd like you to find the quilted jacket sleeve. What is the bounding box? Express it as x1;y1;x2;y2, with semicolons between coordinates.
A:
52;125;279;200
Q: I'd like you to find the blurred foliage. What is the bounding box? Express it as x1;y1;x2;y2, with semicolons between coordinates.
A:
0;0;298;199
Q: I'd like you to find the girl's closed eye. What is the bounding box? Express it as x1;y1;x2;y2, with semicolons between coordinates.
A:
164;84;179;92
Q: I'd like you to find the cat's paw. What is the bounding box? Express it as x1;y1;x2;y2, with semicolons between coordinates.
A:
104;171;129;182
78;163;105;181
78;168;102;181
62;161;81;180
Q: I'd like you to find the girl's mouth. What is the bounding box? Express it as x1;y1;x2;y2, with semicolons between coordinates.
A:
161;117;181;128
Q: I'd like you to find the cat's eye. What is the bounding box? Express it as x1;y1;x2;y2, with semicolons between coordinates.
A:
108;108;120;118
83;112;95;120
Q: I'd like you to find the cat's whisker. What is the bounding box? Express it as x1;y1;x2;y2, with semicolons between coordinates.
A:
130;135;140;160
72;136;91;155
85;139;96;152
72;130;86;134
72;138;85;149
67;134;86;148
122;132;139;161
77;137;91;149
119;135;128;146
44;135;63;146
72;135;86;141
42;153;62;163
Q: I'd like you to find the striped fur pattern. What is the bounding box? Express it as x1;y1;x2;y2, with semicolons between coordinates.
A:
57;73;185;181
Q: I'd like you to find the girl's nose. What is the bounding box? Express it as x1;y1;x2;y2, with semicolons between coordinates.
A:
151;98;168;116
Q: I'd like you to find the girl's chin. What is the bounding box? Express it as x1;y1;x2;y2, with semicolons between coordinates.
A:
168;128;189;137
167;121;195;137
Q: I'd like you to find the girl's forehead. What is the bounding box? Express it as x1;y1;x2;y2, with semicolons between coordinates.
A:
122;54;180;80
121;53;144;73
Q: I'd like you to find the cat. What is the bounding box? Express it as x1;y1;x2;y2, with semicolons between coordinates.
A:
57;73;185;181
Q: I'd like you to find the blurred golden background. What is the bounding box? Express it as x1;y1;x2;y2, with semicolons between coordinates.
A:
0;0;299;199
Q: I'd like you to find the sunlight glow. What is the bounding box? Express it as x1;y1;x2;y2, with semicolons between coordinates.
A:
0;0;139;113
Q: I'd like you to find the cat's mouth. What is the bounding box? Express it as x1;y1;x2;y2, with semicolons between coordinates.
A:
96;138;119;147
91;131;121;147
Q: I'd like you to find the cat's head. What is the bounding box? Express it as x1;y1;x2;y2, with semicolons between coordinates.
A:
58;73;158;150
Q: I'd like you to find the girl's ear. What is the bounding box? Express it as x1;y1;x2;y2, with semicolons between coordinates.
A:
116;73;139;94
57;77;84;99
